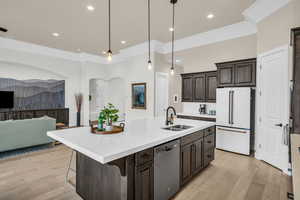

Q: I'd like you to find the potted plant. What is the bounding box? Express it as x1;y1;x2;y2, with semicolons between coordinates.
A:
100;103;119;131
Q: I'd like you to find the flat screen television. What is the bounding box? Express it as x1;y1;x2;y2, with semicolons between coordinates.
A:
0;91;14;109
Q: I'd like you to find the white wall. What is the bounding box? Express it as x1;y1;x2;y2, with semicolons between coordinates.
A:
108;54;156;122
169;35;257;73
0;48;82;126
80;61;109;125
89;78;126;122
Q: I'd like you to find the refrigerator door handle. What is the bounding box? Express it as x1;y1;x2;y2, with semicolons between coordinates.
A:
228;91;232;124
231;90;234;124
217;127;248;134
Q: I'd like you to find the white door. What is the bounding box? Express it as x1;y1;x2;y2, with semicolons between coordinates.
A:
216;88;230;127
232;88;251;129
155;73;169;117
257;46;290;173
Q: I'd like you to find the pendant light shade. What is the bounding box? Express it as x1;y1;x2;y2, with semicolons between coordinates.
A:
148;60;152;70
147;0;152;70
107;0;112;61
170;0;177;75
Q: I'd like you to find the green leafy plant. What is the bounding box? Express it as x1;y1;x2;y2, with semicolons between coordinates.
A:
100;103;119;126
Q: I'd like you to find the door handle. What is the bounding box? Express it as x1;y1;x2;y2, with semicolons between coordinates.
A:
275;123;283;127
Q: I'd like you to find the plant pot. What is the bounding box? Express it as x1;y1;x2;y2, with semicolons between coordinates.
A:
105;125;113;131
77;112;81;127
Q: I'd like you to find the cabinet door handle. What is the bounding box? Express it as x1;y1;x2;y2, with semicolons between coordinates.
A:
207;141;212;144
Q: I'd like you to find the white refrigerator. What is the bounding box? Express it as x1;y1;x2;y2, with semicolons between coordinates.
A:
216;87;252;155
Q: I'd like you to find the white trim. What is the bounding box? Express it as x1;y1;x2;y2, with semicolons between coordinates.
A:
243;0;291;23
0;37;80;62
163;21;257;53
155;72;169;117
255;45;290;175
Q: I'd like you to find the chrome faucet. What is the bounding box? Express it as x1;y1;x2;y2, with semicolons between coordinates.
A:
165;106;176;126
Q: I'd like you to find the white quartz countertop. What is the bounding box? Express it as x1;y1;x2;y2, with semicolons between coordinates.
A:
47;118;215;164
177;112;216;119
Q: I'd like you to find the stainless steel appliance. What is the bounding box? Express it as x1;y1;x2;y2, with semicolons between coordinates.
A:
216;87;254;155
154;140;180;200
199;104;206;114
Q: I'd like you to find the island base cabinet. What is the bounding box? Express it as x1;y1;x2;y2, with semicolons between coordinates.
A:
192;139;203;174
75;126;215;200
204;148;215;167
76;152;135;200
135;162;154;200
180;144;192;185
180;127;215;186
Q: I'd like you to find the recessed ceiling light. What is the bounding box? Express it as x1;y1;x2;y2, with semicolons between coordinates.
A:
169;27;174;32
77;49;81;52
52;32;60;37
121;40;126;44
102;51;107;55
87;5;95;11
207;14;214;19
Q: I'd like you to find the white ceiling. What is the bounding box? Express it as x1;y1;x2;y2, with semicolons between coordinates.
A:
0;0;255;55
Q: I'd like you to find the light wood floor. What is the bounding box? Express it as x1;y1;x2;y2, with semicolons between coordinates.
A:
0;145;292;200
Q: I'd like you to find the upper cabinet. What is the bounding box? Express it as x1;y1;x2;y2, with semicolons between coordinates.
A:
181;71;217;103
193;74;206;102
182;75;194;102
205;72;217;102
216;58;256;88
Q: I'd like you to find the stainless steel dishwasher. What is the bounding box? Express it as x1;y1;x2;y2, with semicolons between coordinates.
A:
154;139;180;200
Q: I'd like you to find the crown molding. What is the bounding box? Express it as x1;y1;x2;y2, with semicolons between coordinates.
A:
162;21;257;54
1;0;288;65
0;20;256;65
0;37;81;62
243;0;291;23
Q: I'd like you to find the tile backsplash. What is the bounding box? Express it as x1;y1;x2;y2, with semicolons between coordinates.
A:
183;102;216;114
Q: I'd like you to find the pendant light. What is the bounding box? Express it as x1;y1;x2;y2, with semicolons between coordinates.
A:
147;0;152;70
106;0;112;61
170;0;177;75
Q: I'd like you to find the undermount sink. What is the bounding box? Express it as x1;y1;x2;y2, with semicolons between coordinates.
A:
162;125;193;131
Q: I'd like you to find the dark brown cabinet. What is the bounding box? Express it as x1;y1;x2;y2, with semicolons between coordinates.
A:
217;64;234;87
216;58;256;87
135;162;154;200
180;144;192;185
180;126;215;186
193;74;206;102
76;127;215;200
181;71;217;103
191;139;203;174
177;114;216;122
205;72;217;102
182;75;193;102
135;148;154;200
291;28;300;133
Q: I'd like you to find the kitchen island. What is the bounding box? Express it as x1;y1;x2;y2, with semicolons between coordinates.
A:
47;118;216;200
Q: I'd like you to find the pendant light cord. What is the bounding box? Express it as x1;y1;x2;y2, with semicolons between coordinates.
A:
148;0;151;62
109;0;111;51
171;2;175;69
